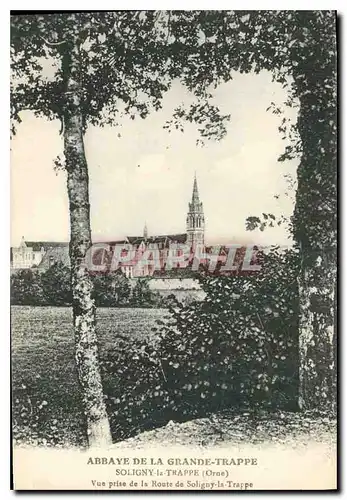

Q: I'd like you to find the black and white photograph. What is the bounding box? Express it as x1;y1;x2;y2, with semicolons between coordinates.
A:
10;9;337;490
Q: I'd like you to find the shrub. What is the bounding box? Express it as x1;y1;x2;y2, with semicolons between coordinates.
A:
101;335;171;440
11;269;45;305
155;248;300;415
11;265;160;308
101;248;301;440
41;263;72;306
130;278;164;308
92;272;131;307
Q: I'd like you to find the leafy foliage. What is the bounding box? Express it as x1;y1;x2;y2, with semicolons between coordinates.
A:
245;213;286;232
130;278;163;308
10;265;161;307
101;250;301;440
92;271;131;307
40;263;72;306
11;269;45;305
10;12;232;139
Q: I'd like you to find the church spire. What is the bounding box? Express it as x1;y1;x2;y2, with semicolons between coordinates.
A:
192;171;200;204
143;222;148;240
186;173;205;247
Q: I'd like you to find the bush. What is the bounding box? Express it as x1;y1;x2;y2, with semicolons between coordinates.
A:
158;248;300;414
10;265;160;308
101;335;171;440
11;269;45;305
129;278;164;308
92;272;131;307
101;249;301;440
41;263;72;306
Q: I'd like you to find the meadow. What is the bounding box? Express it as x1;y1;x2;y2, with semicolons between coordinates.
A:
11;305;168;447
12;306;336;452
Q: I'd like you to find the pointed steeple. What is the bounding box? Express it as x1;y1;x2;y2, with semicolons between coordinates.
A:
192;171;200;203
143;222;148;240
186;173;205;247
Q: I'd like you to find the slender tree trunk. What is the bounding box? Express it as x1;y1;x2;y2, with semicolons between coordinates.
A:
63;42;112;447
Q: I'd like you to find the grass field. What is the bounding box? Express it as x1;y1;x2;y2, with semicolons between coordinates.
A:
11;305;168;447
12;306;337;453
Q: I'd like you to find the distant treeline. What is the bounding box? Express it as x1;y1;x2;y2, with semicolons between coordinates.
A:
10;264;164;308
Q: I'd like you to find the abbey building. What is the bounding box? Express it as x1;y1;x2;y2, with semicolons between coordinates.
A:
10;174;206;275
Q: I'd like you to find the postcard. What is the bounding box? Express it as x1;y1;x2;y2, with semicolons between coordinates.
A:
10;10;337;491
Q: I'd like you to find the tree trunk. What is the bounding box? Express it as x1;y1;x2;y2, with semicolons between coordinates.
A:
297;254;337;412
63;43;112;447
293;30;337;413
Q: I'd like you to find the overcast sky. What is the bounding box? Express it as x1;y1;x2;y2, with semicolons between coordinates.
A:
11;70;299;247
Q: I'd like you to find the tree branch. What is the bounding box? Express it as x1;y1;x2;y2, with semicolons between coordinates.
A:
40;36;66;47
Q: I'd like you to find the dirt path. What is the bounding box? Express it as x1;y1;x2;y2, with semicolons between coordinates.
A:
112;410;337;450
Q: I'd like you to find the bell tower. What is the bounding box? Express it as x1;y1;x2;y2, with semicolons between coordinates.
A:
186;173;205;248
